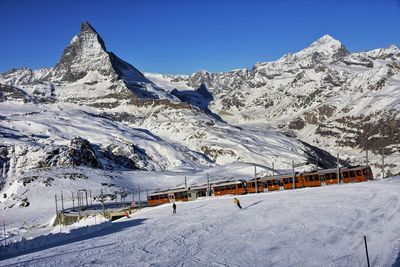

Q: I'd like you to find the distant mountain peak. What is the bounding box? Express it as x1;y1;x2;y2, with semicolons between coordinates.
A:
314;34;337;43
292;34;349;62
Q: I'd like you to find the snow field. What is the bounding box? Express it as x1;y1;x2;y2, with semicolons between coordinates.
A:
1;177;400;266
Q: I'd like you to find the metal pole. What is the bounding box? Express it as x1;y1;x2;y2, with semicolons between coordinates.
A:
138;185;141;209
337;153;340;184
85;190;88;207
254;166;258;193
72;192;75;209
315;154;318;169
272;162;275;176
292;160;295;189
132;191;134;203
61;191;64;213
100;189;105;214
55;194;58;214
382;153;385;179
77;191;81;217
364;236;371;267
207;174;210;196
3;220;6;246
185;176;187;189
366;150;369;166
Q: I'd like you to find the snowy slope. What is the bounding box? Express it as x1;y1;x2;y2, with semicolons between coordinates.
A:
2;177;400;266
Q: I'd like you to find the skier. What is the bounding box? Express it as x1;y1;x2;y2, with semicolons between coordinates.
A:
234;197;242;209
172;202;176;214
124;210;131;218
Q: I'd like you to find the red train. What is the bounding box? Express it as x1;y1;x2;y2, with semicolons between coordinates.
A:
147;165;373;206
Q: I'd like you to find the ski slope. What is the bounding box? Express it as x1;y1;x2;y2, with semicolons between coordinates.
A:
2;177;400;267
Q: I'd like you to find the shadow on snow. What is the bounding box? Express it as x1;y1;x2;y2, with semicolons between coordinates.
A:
1;218;147;264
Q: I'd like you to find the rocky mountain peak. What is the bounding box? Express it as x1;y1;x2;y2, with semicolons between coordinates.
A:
80;21;98;34
54;21;112;82
306;34;349;60
53;21;157;97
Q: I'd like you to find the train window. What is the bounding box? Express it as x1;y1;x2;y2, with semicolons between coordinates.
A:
238;183;243;188
349;171;356;177
314;175;319;180
295;178;299;183
343;172;349;178
308;176;313;181
356;170;362;176
363;169;367;175
331;173;337;179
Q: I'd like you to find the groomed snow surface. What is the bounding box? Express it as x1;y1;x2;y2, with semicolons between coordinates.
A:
2;177;400;267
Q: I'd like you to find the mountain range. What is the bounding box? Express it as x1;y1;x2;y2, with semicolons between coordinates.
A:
1;21;399;215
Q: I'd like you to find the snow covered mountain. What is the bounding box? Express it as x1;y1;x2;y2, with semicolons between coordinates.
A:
146;35;400;176
0;22;333;220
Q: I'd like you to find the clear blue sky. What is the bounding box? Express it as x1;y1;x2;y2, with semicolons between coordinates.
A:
0;0;399;74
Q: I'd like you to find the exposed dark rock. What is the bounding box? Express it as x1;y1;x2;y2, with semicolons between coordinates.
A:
0;84;33;103
288;118;306;130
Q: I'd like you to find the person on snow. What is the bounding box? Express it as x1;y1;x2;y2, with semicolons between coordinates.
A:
172;202;176;214
124;210;131;218
234;197;242;209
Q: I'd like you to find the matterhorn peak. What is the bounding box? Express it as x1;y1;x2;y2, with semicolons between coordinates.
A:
53;21;112;82
80;21;98;34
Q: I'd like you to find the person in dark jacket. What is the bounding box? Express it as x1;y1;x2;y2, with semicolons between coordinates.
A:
234;198;242;209
172;202;176;214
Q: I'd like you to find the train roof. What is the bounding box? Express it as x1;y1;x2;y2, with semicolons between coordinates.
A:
188;184;208;191
303;165;370;175
259;173;297;181
211;180;245;187
148;187;188;196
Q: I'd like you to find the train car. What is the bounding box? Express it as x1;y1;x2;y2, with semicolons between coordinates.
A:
259;173;303;191
340;165;373;183
303;171;323;187
188;184;209;201
147;188;188;206
314;168;339;185
246;178;266;193
302;165;373;186
211;180;247;196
